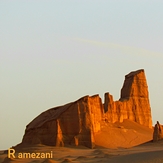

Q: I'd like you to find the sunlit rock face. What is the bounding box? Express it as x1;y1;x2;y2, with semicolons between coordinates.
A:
22;95;103;148
22;69;153;148
104;69;152;128
153;121;163;141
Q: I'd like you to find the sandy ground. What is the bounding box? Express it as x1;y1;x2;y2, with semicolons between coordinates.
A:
1;142;163;163
1;120;162;163
95;119;153;148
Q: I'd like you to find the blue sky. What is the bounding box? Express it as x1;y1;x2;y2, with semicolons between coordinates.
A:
1;1;163;150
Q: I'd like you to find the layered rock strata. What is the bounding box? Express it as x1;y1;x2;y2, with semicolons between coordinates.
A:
22;69;152;148
153;121;163;141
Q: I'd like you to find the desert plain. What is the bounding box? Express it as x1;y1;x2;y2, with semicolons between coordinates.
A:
1;121;163;163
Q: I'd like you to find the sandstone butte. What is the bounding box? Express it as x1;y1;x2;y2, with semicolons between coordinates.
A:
21;69;153;148
153;121;163;141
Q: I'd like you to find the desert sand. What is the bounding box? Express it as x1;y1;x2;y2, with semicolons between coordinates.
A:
1;120;163;163
1;141;163;163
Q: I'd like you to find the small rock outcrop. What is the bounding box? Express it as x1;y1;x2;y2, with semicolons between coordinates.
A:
21;69;153;148
153;121;163;141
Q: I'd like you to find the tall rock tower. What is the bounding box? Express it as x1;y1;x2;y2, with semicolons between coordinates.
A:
104;69;152;128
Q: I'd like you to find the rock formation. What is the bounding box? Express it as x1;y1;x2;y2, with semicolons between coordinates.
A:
21;69;152;148
104;69;152;128
22;95;103;148
153;121;163;141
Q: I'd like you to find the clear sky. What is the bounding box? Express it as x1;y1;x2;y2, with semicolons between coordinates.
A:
1;1;163;150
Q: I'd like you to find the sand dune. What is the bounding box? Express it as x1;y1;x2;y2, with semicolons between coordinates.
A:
95;119;153;148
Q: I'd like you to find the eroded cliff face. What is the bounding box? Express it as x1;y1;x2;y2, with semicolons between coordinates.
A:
22;69;153;148
153;121;163;141
22;95;103;148
104;69;152;128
